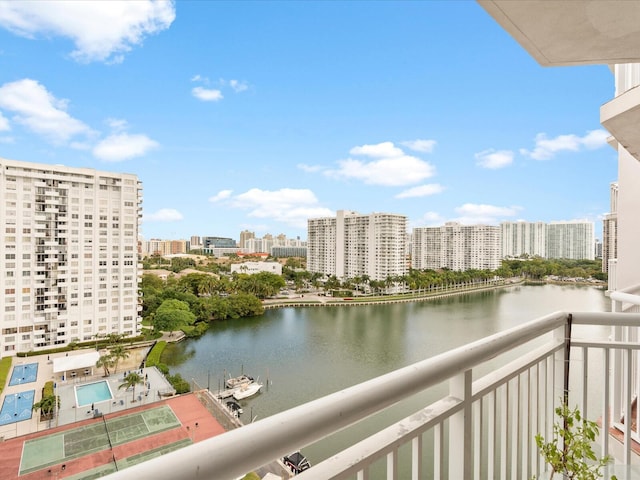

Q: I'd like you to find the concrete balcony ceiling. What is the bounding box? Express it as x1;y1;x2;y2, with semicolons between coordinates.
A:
479;0;640;66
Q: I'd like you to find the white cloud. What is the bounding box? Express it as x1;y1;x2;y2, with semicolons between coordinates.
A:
328;155;435;186
217;188;333;229
106;118;129;133
144;208;183;222
297;163;323;173
229;80;249;93
209;190;233;202
395;184;444;199
581;129;610;149
0;0;175;63
0;135;14;144
401;139;437;153
93;133;158;161
192;86;223;102
452;203;521;224
349;141;404;158
475;149;514;169
520;129;609;160
0;111;9;131
0;78;93;144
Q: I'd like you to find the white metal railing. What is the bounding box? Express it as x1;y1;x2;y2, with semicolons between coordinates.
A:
610;287;640;464
105;311;640;480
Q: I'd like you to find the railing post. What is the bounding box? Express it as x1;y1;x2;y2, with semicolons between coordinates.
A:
449;370;472;479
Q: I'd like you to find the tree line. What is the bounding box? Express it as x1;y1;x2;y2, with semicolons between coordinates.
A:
142;257;604;337
141;270;285;336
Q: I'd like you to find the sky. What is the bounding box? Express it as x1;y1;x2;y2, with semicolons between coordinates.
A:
0;1;617;243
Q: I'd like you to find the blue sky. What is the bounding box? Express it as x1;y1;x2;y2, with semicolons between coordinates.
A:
0;1;616;242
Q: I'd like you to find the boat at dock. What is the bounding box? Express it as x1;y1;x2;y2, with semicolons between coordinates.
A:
225;374;254;389
233;382;262;400
226;400;243;416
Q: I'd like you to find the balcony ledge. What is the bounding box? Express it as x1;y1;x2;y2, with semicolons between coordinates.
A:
601;85;640;161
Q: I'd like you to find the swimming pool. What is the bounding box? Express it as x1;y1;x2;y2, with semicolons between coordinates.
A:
75;381;114;407
9;363;38;386
0;390;34;426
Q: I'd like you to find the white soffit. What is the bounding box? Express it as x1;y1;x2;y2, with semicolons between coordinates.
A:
479;0;640;66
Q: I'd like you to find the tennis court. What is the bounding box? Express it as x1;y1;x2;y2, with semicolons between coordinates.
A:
9;363;38;386
0;390;34;426
19;405;181;475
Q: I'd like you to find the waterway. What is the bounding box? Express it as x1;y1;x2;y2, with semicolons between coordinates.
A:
163;284;610;474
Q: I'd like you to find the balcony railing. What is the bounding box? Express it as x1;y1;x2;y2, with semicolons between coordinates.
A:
107;309;640;480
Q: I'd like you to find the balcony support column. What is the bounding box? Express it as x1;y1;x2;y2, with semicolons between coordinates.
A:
449;369;472;479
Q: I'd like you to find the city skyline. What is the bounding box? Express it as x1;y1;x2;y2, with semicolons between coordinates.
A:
0;1;616;241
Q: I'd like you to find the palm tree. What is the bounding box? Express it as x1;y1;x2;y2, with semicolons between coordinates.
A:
197;275;218;297
106;333;124;345
110;345;129;374
119;372;145;402
33;394;60;420
96;353;114;377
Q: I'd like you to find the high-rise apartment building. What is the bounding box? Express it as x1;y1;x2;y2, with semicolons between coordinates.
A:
307;210;407;281
0;158;142;356
546;221;595;260
500;221;546;258
238;230;255;249
190;235;201;249
412;222;501;271
602;182;618;273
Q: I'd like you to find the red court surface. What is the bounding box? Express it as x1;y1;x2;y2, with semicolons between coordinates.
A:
0;393;226;479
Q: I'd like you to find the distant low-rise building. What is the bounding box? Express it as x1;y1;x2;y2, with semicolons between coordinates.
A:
142;239;188;256
271;246;307;258
230;261;283;275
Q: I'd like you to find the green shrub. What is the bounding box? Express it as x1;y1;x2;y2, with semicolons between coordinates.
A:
145;341;167;367
535;402;616;480
42;380;54;398
166;373;190;394
182;322;209;338
0;357;12;394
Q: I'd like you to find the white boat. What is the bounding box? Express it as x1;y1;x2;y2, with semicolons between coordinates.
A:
226;374;254;389
233;382;262;400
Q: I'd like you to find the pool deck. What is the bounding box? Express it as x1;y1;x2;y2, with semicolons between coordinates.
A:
0;349;296;479
0;347;166;440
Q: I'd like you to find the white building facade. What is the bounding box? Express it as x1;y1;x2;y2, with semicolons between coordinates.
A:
0;158;142;356
412;222;501;271
230;261;283;275
500;221;546;258
546;221;595;260
307;210;407;281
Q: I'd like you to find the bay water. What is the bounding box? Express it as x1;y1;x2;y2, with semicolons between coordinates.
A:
163;284;610;474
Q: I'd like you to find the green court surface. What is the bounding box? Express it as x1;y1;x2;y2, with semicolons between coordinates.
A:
20;405;181;476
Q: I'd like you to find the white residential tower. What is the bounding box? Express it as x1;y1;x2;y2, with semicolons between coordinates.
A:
0;158;142;356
